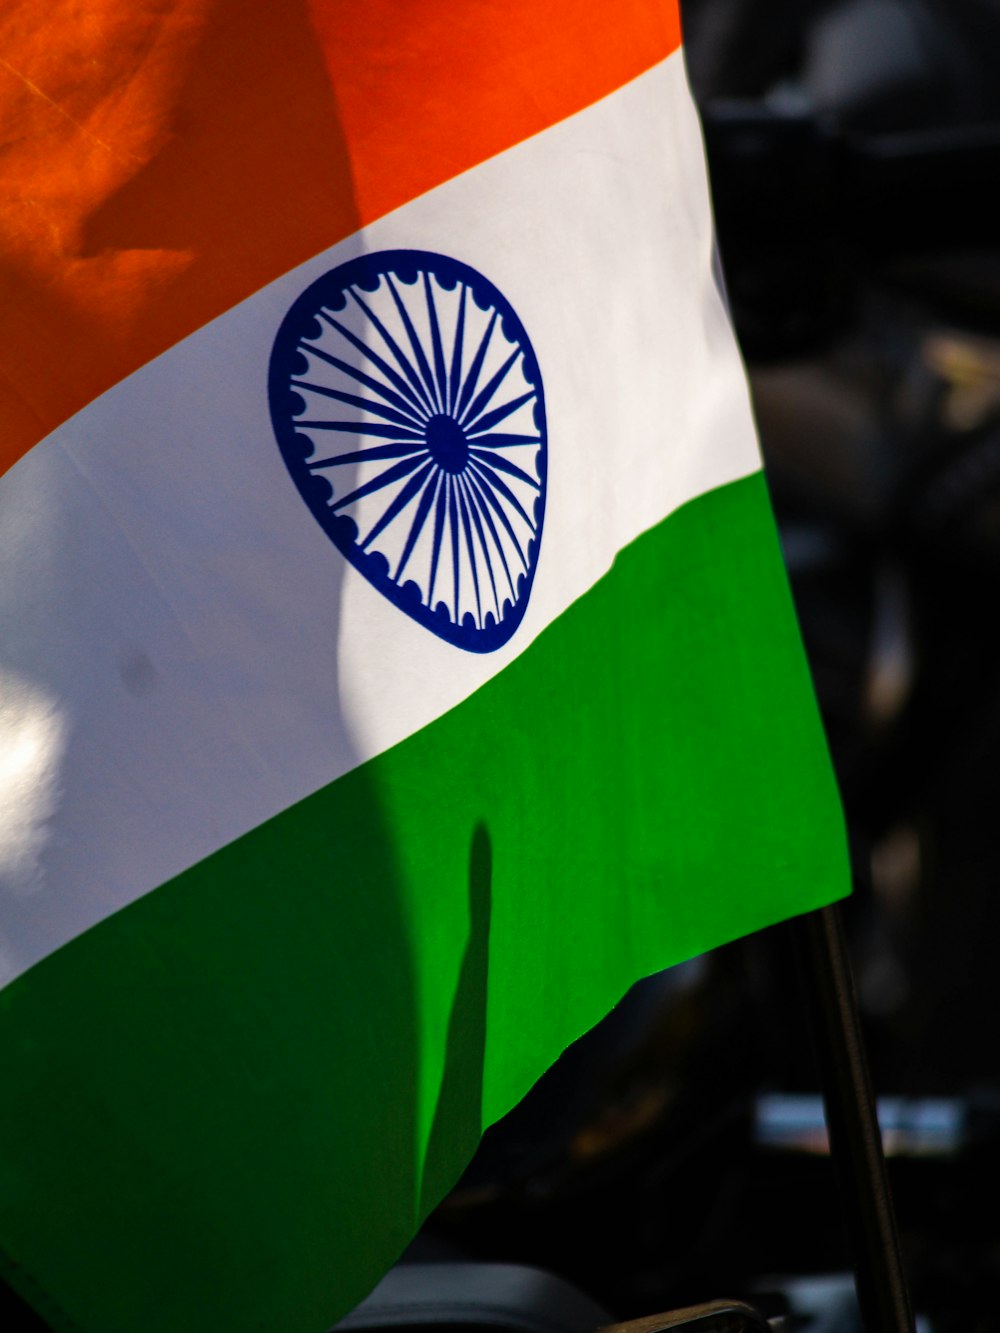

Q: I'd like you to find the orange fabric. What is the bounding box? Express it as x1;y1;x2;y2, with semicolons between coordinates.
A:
0;0;680;475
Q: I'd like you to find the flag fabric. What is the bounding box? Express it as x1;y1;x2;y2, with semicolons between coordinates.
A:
0;3;848;1331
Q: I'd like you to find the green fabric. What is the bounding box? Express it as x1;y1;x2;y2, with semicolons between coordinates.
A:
0;471;848;1333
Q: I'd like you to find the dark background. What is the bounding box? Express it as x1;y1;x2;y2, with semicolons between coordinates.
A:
418;5;1000;1331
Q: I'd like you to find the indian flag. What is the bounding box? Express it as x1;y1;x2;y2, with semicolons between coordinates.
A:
0;2;848;1330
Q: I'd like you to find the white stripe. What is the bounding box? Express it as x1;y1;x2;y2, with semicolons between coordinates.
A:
0;52;759;985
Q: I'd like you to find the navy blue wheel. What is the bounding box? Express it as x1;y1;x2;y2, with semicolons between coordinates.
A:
269;249;547;653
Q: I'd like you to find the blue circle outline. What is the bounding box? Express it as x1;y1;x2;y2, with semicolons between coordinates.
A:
268;249;547;653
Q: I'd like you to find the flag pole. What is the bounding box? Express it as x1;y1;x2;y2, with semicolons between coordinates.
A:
787;902;914;1333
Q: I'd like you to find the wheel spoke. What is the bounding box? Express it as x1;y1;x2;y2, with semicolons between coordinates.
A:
423;273;450;413
456;481;483;627
361;459;436;551
464;388;536;437
293;379;426;431
308;441;428;469
459;475;500;617
447;284;468;416
468;448;541;491
454;310;497;421
298;419;426;441
331;451;429;511
321;308;432;419
344;289;438;417
448;476;461;621
300;342;428;421
466;467;529;571
396;470;442;583
427;473;450;608
459;348;520;429
386;274;443;413
468;457;536;534
463;431;542;448
465;475;517;599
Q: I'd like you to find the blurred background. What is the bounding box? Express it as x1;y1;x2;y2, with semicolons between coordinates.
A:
411;4;1000;1330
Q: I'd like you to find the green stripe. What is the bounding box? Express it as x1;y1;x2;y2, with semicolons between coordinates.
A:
0;471;848;1333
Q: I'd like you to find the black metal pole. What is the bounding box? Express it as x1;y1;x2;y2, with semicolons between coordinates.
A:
788;903;914;1333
